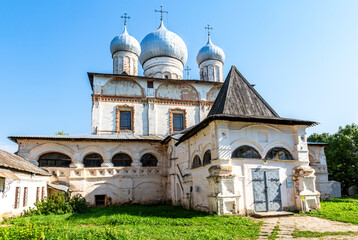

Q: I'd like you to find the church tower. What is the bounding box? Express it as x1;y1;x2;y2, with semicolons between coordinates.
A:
196;25;225;82
110;13;141;75
139;6;188;79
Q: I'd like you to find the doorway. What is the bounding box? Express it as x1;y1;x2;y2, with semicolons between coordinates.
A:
252;169;282;212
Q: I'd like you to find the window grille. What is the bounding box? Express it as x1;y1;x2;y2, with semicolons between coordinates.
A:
120;111;132;130
192;155;202;169
38;152;71;167
203;150;211;165
141;153;158;167
84;154;103;167
232;146;261;159
265;148;293;160
112;153;132;167
173;113;184;132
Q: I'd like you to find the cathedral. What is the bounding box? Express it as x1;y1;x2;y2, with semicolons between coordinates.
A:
9;9;337;215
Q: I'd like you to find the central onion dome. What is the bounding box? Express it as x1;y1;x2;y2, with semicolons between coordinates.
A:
110;26;141;57
140;21;188;67
196;38;225;66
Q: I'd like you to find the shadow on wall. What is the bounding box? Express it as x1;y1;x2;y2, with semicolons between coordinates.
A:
66;205;210;221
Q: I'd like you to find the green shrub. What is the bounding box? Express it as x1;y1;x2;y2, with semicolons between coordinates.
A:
23;191;88;216
70;193;89;214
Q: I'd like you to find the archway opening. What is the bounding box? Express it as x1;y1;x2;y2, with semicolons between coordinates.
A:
38;152;71;167
83;153;103;167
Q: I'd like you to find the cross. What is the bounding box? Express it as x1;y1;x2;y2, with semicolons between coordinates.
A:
121;13;130;26
205;24;213;37
185;66;191;80
155;4;168;21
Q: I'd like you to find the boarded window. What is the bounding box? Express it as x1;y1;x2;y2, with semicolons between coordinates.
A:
120;111;132;130
141;153;158;167
23;187;28;207
265;148;293;160
203;150;211;165
0;177;4;192
41;187;45;199
14;187;20;209
36;187;40;202
84;154;103;168
173;113;184;132
232;146;261;159
192;155;202;169
112;153;132;167
38;152;71;167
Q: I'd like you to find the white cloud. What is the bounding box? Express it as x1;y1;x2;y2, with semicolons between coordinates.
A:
0;142;18;153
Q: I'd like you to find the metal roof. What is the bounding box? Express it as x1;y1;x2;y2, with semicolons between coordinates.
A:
0;149;50;176
9;134;164;143
307;142;329;146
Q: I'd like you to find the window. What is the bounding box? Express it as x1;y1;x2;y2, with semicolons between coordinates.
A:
112;153;132;167
36;187;40;202
203;150;211;165
38;152;71;167
265;148;293;160
147;81;153;88
41;187;45;199
23;187;28;207
116;106;134;132
0;177;4;192
84;153;103;167
95;195;106;207
170;109;186;133
14;187;20;209
192;155;202;169
232;146;261;159
141;153;158;167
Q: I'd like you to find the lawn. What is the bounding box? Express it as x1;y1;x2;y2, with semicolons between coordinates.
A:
0;205;262;240
305;197;358;225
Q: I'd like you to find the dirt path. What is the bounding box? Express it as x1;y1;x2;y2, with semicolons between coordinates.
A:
257;215;358;239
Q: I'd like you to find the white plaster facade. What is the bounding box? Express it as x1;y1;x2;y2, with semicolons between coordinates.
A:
0;170;49;219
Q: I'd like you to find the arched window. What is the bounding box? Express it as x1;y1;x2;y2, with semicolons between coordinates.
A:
141;153;158;167
83;153;103;167
38;152;71;167
112;153;132;167
232;145;261;159
203;150;211;165
192;155;202;169
265;148;293;160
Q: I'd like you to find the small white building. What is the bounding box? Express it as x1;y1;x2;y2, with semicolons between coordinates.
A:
0;150;50;219
8;11;339;215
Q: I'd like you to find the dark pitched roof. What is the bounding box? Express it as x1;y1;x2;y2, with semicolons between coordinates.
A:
171;65;317;146
0;149;50;176
208;66;279;118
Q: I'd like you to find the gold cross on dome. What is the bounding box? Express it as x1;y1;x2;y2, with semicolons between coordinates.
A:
121;13;130;26
155;4;168;21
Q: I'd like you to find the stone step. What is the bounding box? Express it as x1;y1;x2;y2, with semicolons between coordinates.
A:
253;211;294;218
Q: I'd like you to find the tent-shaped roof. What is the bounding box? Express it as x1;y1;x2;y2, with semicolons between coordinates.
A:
208;66;279;118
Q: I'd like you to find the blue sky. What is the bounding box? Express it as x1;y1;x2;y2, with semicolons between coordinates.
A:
1;0;357;152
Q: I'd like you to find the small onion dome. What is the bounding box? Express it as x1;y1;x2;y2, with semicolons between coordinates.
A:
110;26;141;56
196;37;225;65
139;21;188;66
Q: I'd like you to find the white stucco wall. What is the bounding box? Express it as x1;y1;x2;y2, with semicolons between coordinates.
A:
0;170;49;219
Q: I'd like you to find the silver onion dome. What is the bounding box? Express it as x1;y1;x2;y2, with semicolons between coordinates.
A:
110;26;141;56
139;21;188;66
196;37;225;65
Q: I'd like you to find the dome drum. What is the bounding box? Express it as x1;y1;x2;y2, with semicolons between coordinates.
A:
143;57;184;79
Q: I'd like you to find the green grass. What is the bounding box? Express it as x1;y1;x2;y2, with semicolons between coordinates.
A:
305;197;358;224
268;225;280;240
0;205;262;239
293;231;358;238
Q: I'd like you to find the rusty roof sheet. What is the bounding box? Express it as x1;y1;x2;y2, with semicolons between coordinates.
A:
9;134;164;143
0;149;50;176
